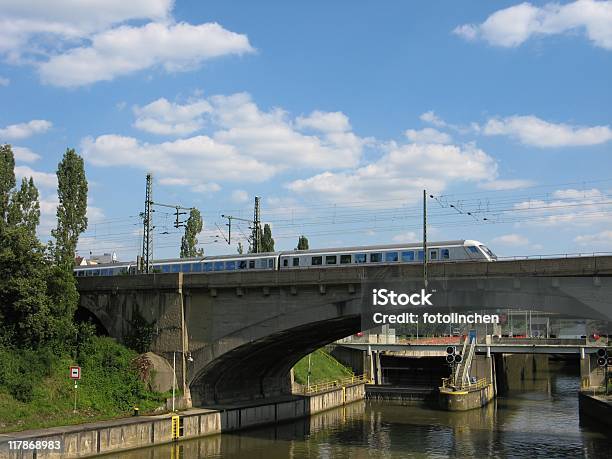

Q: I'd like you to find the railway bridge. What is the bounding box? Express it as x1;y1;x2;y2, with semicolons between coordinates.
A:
76;256;612;406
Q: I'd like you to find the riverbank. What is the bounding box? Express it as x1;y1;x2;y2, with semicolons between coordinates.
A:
579;391;612;428
0;383;365;458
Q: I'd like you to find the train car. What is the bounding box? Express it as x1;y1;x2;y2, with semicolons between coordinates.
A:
74;240;495;277
277;240;495;269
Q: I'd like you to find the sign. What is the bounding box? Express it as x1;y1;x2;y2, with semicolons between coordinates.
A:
70;366;81;380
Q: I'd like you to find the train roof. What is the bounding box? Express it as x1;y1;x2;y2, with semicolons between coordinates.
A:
278;240;474;255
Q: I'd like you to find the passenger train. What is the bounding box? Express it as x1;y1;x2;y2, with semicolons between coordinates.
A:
73;240;496;277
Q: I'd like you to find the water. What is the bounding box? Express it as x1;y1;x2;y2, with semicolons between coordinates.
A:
109;362;611;458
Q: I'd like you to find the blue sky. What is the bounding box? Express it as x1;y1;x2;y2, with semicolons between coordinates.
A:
1;0;612;259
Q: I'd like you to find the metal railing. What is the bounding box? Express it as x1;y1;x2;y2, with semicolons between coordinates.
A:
303;374;370;395
441;377;488;392
497;251;612;261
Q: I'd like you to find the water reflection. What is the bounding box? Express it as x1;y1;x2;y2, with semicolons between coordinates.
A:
107;362;611;459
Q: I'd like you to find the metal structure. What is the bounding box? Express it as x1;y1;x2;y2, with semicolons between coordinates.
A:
423;189;428;291
141;173;153;273
252;196;262;253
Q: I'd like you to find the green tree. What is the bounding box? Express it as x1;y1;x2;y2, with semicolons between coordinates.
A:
237;242;244;254
8;177;40;235
180;208;203;258
297;235;309;250
52;149;88;267
0;224;77;349
261;223;275;252
0;145;16;225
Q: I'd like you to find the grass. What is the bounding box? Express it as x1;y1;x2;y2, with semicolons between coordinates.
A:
0;337;170;433
293;348;353;385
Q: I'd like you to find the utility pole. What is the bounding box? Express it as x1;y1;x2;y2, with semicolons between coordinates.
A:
252;196;262;253
141;173;153;274
220;214;254;245
423;189;428;292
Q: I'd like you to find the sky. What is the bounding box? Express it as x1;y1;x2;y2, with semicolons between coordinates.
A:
1;0;612;260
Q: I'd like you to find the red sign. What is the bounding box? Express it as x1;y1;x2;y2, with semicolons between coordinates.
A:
70;366;81;380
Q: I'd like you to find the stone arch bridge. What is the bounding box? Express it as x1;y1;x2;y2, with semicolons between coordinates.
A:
76;256;612;406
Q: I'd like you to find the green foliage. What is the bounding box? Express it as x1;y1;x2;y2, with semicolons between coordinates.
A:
123;309;155;354
0;337;169;433
0;225;77;350
52;148;88;267
297;235;309;250
293;349;353;385
237;242;244;254
7;178;40;235
0;144;16;224
261;223;275;252
180;208;203;258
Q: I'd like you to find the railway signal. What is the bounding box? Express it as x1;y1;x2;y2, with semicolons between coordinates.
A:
597;348;608;367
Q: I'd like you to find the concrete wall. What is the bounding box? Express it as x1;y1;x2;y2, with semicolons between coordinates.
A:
580;353;606;389
0;384;366;459
438;383;495;411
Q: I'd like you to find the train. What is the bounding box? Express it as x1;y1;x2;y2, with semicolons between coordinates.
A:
73;240;497;277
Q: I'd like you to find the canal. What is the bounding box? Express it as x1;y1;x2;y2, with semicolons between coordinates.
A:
108;361;611;458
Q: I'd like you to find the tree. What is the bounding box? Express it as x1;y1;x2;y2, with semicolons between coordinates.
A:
8;177;40;235
180;208;203;258
237;242;244;254
297;235;309;250
0;145;16;225
52;149;88;267
261;224;275;252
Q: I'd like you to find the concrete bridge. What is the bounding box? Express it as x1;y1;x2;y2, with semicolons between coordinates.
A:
76;256;612;406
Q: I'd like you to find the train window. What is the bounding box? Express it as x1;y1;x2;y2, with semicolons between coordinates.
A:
92;269;100;276
430;250;438;260
192;263;202;272
214;261;224;271
312;256;323;265
417;250;424;261
170;264;180;273
226;261;236;270
355;253;367;263
238;260;247;269
369;253;382;263
340;254;351;264
268;259;274;268
401;251;414;262
283;259;289;267
385;252;398;262
204;263;213;272
442;249;450;259
249;260;255;269
161;265;169;273
480;245;495;258
468;246;479;254
293;257;300;267
326;255;337;265
181;264;191;272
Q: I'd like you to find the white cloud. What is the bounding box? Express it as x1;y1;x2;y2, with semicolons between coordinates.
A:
0;76;9;86
392;231;418;243
0;119;52;140
12;146;41;163
14;165;56;188
81;134;274;188
288;143;497;207
420;110;447;128
295;111;351;133
479;179;535;190
133;97;212;136
0;0;172;57
39;22;254;87
492;233;530;246
405;127;452;144
209;93;367;169
454;0;612;50
575;230;612;246
513;188;612;227
231;189;249;203
482;115;612;147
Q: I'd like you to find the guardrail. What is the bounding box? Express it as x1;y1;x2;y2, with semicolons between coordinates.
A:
303;374;370;395
441;377;488;392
